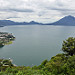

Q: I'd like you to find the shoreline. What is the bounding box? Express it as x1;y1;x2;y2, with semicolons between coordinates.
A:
0;32;15;47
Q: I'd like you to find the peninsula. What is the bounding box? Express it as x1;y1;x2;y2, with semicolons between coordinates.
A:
0;32;15;47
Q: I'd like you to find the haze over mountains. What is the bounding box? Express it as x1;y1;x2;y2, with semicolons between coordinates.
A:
0;15;75;26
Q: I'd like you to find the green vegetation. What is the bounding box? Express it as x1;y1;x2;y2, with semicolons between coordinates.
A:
0;37;75;75
62;37;75;56
4;41;13;45
0;32;15;47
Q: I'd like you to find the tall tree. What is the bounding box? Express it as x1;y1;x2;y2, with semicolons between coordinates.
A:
62;37;75;56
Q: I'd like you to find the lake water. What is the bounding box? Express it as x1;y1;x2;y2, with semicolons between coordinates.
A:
0;25;75;66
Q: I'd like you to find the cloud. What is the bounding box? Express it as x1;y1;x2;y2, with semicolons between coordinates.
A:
0;8;34;12
6;17;20;19
0;0;75;23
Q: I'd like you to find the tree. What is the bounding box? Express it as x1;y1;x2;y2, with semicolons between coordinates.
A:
62;37;75;56
45;54;66;74
62;55;75;75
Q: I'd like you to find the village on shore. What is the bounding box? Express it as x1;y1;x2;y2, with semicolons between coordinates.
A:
0;32;15;46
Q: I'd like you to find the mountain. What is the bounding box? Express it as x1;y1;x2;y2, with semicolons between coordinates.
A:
0;20;42;26
46;15;75;26
0;15;75;26
28;21;42;25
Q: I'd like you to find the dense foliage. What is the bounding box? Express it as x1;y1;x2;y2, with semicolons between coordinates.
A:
62;37;75;56
0;37;75;75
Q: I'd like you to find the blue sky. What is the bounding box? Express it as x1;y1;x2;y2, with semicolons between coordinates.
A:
0;0;75;23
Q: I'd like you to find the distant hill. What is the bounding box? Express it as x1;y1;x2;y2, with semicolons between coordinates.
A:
28;21;42;25
46;15;75;26
0;15;75;26
0;20;42;26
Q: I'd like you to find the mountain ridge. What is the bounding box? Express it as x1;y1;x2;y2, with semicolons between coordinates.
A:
0;15;75;26
0;20;42;26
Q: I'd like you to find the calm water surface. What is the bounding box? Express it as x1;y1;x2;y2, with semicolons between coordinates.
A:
0;25;75;66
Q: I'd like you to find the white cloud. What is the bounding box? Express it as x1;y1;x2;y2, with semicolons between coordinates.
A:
0;0;75;23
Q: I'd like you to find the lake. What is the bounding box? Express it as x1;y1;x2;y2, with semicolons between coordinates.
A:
0;25;75;66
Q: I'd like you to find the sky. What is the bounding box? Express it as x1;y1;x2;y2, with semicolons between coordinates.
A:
0;0;75;23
